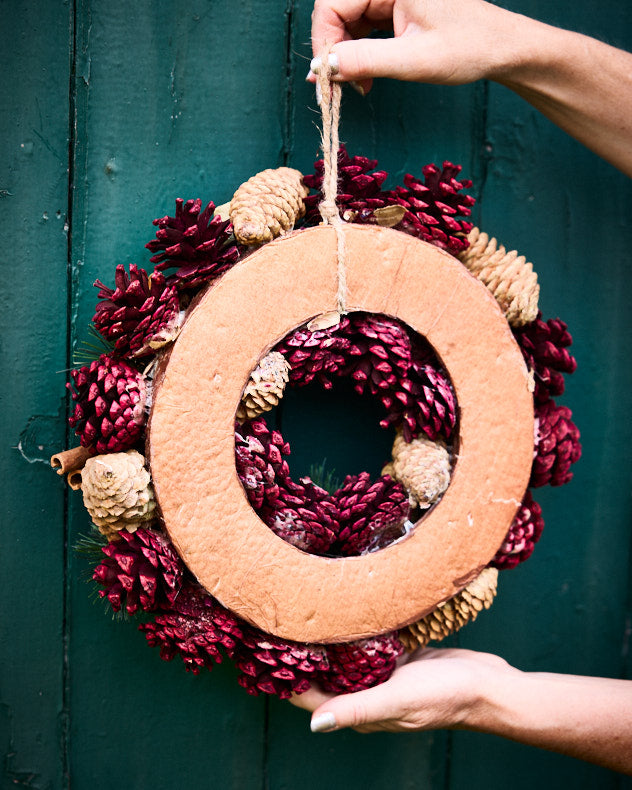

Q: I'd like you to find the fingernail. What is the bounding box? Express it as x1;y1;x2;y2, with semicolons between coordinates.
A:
349;80;365;96
309;53;339;75
306;69;316;81
315;82;322;107
311;712;337;733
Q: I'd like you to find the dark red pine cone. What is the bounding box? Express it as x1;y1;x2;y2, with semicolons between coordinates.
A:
68;354;146;453
531;399;581;487
235;418;291;509
234;627;329;699
274;317;353;390
346;313;412;394
320;634;404;693
261;475;338;556
492;491;545;570
146;198;239;290
94;527;185;615
389;162;475;255
140;587;243;674
333;472;410;556
93;264;181;359
514;314;577;403
302;145;389;225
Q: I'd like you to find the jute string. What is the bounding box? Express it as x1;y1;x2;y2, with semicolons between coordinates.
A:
317;47;348;315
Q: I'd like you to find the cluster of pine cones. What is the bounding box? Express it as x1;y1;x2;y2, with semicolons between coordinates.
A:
61;150;582;699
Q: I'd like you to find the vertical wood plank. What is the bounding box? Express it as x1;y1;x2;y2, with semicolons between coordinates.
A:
66;1;290;787
0;2;72;787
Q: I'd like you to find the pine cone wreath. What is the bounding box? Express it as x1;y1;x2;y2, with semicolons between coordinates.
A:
532;399;581;487
146;198;239;290
236;351;290;422
514;314;577;403
68;355;147;453
333;472;411;556
234;626;329;699
320;634;404;693
401;567;499;651
458;227;539;326
492;491;544;570
386;431;451;508
80;449;155;538
229;167;309;245
140;587;243;674
93;527;185;614
93;264;181;358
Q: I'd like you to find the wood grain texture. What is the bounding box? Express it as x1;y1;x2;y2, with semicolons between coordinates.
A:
2;0;630;787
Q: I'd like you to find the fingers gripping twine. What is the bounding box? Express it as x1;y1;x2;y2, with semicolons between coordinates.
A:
317;46;348;315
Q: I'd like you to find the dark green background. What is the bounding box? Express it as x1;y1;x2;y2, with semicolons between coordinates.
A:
2;1;631;787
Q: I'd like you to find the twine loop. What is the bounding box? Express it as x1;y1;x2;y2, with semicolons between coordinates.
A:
317;47;347;315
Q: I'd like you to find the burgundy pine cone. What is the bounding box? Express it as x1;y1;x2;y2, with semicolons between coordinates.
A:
532;399;581;487
235;417;291;510
67;354;146;453
321;634;404;693
93;263;181;359
94;527;185;615
514;314;577;403
146;198;239;291
492;491;545;570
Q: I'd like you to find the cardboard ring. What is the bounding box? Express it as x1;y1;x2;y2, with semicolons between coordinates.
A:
149;225;534;644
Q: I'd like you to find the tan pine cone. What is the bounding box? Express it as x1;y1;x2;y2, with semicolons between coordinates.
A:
81;450;156;539
459;227;539;327
230;167;309;245
383;432;451;508
401;567;499;651
236;351;291;422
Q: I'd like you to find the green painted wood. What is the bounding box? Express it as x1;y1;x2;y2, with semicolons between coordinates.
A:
2;0;631;788
0;2;72;788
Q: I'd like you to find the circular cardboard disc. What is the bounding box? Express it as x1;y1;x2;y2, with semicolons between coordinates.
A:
149;225;534;643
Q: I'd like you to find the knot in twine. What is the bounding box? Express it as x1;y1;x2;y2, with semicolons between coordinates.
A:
317;46;347;315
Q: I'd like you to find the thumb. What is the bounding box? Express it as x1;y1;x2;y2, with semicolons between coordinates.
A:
309;684;390;733
327;37;426;83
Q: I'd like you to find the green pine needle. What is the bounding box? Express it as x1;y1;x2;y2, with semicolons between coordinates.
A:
72;323;115;366
307;458;341;494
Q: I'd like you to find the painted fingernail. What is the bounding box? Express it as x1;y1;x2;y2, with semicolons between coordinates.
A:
349;80;365;96
310;712;337;733
315;82;322;107
309;53;339;75
306;69;316;81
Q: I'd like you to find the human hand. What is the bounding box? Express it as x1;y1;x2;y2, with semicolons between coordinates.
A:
309;0;530;94
290;646;515;733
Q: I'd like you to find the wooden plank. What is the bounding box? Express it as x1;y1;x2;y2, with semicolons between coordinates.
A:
65;1;290;787
0;2;72;787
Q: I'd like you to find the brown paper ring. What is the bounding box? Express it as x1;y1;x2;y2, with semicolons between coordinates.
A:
149;224;534;644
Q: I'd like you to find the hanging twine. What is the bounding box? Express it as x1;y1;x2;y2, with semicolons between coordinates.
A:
317;47;348;315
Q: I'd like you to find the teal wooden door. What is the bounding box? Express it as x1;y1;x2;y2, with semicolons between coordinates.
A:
2;1;631;787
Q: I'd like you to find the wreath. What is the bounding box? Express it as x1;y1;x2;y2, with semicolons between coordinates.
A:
52;147;581;699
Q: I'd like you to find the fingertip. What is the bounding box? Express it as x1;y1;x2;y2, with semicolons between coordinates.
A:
310;711;338;733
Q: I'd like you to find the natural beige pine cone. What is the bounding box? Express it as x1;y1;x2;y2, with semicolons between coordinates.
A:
383;432;451;508
81;450;156;539
459;227;539;327
236;351;291;422
230;167;309;245
400;567;499;651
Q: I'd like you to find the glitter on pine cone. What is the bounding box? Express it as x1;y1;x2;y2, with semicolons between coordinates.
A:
235;417;291;510
68;354;147;453
320;634;404;693
532;399;582;487
140;587;243;674
274;316;353;390
492;491;544;570
234;627;329;699
389;162;475;256
93;527;185;615
333;472;411;556
514;314;577;403
146;198;239;291
302;145;389;225
93;264;181;358
261;475;338;556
